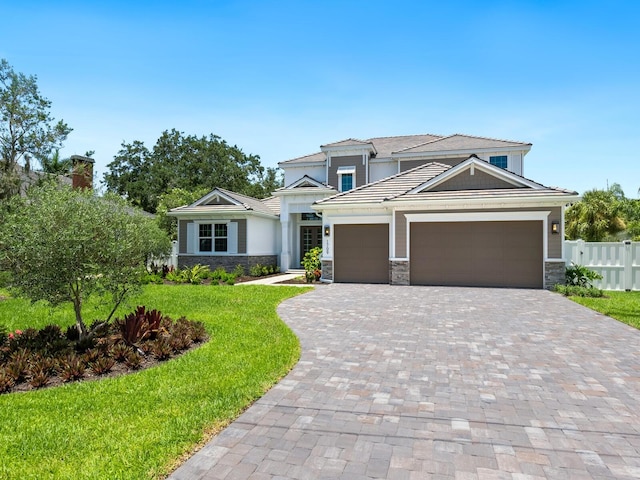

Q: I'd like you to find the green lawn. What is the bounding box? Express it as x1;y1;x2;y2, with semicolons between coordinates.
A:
570;291;640;329
0;284;310;480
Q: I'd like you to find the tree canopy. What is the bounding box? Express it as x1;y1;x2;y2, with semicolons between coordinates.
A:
565;184;640;241
103;129;283;213
0;183;171;338
0;59;72;199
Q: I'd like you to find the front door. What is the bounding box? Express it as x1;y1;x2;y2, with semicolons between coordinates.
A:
300;226;322;264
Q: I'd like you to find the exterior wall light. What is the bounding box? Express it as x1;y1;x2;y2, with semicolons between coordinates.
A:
551;221;560;234
324;225;331;237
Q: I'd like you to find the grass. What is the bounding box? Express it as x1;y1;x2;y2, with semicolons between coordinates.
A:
569;291;640;329
0;284;310;480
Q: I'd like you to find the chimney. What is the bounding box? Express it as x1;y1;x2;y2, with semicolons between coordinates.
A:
71;155;94;190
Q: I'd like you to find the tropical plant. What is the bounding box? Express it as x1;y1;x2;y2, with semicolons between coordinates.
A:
40;149;71;175
565;263;603;288
565;188;626;241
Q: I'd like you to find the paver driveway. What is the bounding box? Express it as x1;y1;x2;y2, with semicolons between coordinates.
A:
169;285;640;479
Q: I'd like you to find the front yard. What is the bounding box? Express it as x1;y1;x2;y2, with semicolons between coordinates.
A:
570;291;640;329
0;284;309;480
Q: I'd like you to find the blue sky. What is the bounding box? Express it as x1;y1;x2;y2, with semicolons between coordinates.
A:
2;0;639;197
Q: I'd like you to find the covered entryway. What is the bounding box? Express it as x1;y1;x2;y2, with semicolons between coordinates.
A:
410;221;543;288
334;224;389;283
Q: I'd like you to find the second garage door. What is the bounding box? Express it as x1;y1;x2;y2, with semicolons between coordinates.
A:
334;224;389;283
410;221;543;288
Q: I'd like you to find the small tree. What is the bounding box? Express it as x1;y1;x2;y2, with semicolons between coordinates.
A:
0;183;171;338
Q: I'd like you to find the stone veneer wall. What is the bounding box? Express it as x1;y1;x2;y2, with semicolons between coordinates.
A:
390;260;409;286
544;261;566;290
321;260;333;282
179;255;278;272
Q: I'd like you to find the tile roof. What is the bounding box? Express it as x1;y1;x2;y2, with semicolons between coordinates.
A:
315;159;577;207
316;162;452;205
170;187;278;217
320;138;373;148
260;196;281;215
395;134;531;154
279;133;529;165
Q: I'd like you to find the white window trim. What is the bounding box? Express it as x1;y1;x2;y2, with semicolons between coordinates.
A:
191;220;238;255
337;166;356;192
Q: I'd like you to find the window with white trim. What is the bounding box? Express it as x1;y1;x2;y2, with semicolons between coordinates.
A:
337;166;356;192
489;155;508;169
199;223;228;252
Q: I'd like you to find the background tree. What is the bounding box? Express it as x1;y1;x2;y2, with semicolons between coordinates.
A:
565;188;626;241
103;129;283;213
0;183;171;339
40;149;71;175
0;59;72;199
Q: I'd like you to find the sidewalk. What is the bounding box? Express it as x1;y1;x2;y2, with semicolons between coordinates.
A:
236;271;311;286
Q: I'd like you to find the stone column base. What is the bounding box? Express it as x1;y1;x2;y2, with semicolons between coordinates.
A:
390;260;409;285
544;261;566;290
321;259;333;282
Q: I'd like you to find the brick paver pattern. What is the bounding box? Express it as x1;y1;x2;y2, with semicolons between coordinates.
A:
168;285;640;479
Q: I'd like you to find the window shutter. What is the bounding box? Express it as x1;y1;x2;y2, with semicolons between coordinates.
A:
228;222;238;254
187;223;196;254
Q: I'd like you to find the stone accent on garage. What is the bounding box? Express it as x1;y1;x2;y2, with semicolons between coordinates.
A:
321;259;333;282
545;260;566;290
178;255;278;272
390;260;409;285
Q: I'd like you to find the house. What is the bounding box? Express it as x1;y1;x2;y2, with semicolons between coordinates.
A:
168;133;579;288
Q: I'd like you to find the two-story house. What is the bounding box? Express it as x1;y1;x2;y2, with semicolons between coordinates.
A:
169;133;579;288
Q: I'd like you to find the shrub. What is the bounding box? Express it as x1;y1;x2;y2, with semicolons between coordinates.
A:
249;263;279;277
554;284;605;298
302;247;322;283
233;264;245;277
0;369;14;393
89;356;116;375
0;271;11;288
565;263;603;288
59;354;86;382
211;267;228;280
124;351;142;370
180;264;210;284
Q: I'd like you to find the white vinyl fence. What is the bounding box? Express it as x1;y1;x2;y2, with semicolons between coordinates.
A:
565;240;640;291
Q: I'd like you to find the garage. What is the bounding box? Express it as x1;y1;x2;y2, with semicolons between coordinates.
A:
334;224;389;283
410;221;543;288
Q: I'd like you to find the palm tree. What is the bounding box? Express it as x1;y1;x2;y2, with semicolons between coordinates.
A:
565;189;626;241
40;149;71;175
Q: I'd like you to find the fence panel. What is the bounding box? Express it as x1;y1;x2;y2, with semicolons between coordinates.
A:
565;240;639;291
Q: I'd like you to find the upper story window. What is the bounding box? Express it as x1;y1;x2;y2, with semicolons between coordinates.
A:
337;166;356;192
489;155;508;169
199;223;228;252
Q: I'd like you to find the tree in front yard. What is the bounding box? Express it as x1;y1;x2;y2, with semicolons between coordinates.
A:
0;183;171;339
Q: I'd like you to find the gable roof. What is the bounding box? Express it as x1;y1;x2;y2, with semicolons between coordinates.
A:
169;187;279;217
279;133;530;165
281;175;331;190
315;156;577;208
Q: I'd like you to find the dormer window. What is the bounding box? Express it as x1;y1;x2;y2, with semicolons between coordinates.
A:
337;166;356;192
489;155;508;169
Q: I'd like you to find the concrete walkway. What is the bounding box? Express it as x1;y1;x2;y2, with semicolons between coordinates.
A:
236;271;311;286
168;285;640;479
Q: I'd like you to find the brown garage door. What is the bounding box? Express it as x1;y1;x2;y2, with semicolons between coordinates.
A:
334;224;389;283
410;221;543;288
